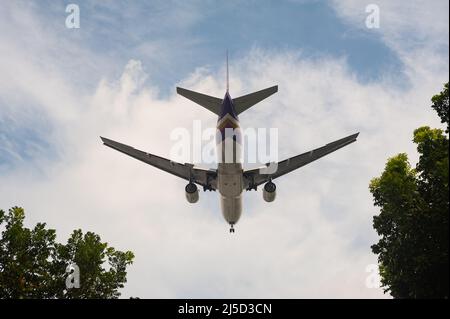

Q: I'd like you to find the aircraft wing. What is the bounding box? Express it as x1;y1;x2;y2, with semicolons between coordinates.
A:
243;133;359;189
101;137;217;190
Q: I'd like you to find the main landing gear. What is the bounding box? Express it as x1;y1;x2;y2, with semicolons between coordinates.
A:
229;224;235;233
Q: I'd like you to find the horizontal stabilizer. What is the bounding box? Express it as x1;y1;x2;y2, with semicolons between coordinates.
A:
233;85;278;114
176;87;222;115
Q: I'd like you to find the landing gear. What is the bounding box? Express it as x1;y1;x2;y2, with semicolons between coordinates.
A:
229;224;235;233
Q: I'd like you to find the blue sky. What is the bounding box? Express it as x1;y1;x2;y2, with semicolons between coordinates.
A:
31;0;402;93
0;0;448;298
1;0;405;170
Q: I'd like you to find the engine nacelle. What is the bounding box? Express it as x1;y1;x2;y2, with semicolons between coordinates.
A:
185;183;199;203
263;181;276;202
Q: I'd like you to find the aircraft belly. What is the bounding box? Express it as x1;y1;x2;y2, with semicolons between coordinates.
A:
218;163;243;224
220;195;242;224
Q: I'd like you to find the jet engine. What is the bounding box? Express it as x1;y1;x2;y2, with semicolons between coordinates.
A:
185;183;199;203
263;181;276;202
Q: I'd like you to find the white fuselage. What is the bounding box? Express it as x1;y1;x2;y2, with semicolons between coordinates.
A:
217;156;243;226
216;92;244;226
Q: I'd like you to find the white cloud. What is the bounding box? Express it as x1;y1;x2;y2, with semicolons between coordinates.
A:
1;1;448;298
331;0;449;83
332;0;449;46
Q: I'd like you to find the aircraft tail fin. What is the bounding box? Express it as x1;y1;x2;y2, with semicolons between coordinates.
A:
176;87;222;115
226;50;229;92
233;85;278;115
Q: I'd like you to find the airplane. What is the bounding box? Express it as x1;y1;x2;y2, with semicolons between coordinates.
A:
100;56;359;233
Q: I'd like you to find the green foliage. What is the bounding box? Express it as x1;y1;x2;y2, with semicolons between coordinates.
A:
431;82;449;133
370;83;449;298
0;207;134;299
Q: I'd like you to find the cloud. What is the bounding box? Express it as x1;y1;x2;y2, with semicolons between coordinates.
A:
331;0;449;82
1;1;448;298
332;0;449;48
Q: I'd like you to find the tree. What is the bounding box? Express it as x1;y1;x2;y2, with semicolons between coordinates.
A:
370;83;449;298
0;207;134;299
431;82;449;133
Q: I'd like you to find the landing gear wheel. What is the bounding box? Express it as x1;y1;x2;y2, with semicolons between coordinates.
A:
229;224;235;233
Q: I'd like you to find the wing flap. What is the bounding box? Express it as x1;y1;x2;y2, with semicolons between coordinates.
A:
101;137;216;189
244;133;359;188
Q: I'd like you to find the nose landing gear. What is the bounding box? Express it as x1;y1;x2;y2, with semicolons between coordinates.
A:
229;224;235;233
